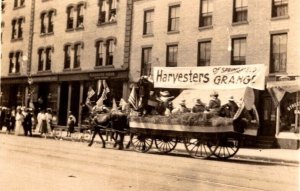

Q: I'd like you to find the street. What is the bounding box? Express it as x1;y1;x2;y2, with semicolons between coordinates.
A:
0;134;298;191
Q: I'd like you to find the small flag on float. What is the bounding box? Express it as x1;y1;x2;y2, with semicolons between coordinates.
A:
103;80;110;93
128;87;138;110
112;98;118;111
97;80;102;96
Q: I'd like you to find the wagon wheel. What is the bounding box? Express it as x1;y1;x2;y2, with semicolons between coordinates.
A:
131;134;153;153
212;137;240;159
155;137;178;153
184;138;216;159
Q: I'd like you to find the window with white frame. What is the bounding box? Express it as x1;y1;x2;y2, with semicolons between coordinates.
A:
9;51;22;74
272;0;288;17
270;33;287;73
143;9;154;35
166;44;178;67
231;38;246;65
198;41;211;66
168;5;180;32
199;0;213;27
98;0;117;24
233;0;248;23
141;47;152;76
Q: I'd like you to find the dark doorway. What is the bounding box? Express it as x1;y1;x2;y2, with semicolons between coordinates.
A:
70;81;80;126
59;82;69;125
258;93;276;136
37;83;50;110
8;85;18;108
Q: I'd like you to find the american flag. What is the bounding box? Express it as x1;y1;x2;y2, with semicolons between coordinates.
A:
128;87;138;110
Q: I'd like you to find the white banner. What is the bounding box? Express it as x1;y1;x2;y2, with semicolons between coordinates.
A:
153;64;265;90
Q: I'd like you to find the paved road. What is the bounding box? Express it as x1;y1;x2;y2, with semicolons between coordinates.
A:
0;135;298;191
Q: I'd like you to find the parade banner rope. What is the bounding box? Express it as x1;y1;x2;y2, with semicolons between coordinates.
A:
153;64;265;90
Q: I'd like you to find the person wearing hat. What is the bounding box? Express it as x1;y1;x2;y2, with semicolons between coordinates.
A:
14;106;25;136
219;96;239;118
23;108;33;136
156;91;174;115
192;99;206;113
207;91;221;111
172;100;191;114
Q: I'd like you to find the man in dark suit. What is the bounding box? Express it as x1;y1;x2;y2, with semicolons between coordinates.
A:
23;108;33;136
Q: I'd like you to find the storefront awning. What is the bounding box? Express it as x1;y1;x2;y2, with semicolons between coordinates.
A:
267;79;300;93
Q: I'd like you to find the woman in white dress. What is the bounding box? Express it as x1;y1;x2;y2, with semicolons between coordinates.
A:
14;107;25;136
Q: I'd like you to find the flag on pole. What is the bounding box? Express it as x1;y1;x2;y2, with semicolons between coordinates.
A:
103;80;110;93
128;87;138;110
97;80;102;96
267;87;286;107
96;89;108;107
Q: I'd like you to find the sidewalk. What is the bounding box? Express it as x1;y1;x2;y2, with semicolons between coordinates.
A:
1;130;299;164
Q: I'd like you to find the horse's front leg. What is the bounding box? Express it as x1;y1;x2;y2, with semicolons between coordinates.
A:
88;129;97;147
98;130;106;148
125;132;133;149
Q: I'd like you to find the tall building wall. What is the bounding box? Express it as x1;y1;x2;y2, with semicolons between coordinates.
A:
129;0;300;82
1;0;32;76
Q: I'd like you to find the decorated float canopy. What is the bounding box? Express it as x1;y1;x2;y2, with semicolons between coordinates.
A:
172;87;255;110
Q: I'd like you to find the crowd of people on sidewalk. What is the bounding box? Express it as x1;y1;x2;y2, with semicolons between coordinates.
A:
0;106;58;138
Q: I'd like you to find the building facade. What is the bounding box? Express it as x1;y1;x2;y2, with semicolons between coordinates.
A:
1;0;133;126
129;0;300;148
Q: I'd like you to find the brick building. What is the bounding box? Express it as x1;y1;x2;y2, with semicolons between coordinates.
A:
129;0;300;148
1;0;133;126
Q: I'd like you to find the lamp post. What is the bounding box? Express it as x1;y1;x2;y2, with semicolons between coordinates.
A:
22;55;34;107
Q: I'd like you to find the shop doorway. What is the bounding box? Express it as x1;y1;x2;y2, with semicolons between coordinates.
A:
70;82;80;126
58;82;69;125
37;83;50;110
259;95;276;136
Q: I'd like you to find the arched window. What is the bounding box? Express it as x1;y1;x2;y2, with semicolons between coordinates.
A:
74;42;83;68
66;6;74;29
64;44;72;69
95;40;104;66
106;39;115;66
38;48;44;71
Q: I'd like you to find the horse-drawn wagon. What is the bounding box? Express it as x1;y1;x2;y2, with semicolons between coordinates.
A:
127;64;265;159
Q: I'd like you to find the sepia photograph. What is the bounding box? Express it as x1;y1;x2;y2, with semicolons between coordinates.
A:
0;0;299;190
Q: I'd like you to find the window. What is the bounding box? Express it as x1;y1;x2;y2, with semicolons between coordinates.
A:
9;51;22;74
233;0;248;22
106;39;114;65
48;10;55;33
38;47;53;71
272;0;288;17
38;49;44;71
45;47;52;70
143;10;154;35
76;4;84;28
74;43;83;68
198;41;211;66
66;6;74;29
40;12;47;34
98;0;117;24
2;0;6;12
11;17;24;40
64;45;71;69
168;5;180;32
1;22;4;43
166;45;178;67
200;0;213;27
141;47;152;76
14;0;25;8
95;41;104;66
231;38;246;65
270;33;287;73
